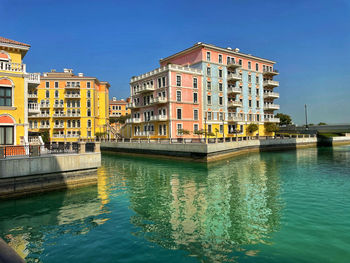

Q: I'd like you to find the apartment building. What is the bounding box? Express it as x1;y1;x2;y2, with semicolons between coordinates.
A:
109;97;130;118
128;42;280;139
28;69;110;141
0;36;40;145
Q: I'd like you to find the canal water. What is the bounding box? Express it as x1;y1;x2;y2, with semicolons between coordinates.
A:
1;146;350;263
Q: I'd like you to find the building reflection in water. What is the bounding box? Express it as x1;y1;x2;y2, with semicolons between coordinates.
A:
0;171;111;261
104;152;283;262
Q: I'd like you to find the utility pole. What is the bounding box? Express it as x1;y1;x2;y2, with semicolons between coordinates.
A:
305;104;308;130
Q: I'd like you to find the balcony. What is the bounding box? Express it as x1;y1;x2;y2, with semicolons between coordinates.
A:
126;118;141;123
227;73;242;82
264;104;280;110
65;84;80;89
263;80;279;87
65;113;81;118
0;61;25;73
26;73;41;86
52;134;80;138
153;97;168;104
227;114;244;122
153;115;168;121
53;104;64;108
53;113;66;118
39;125;50;129
227;101;242;108
263;69;279;76
134;131;155;137
28;93;38;99
65;93;81;99
127;102;140;109
263;91;280;99
227;87;242;95
29;113;50;118
264;117;280;123
227;61;242;69
40;103;50;108
135;85;155;94
28;103;40;114
53;124;65;129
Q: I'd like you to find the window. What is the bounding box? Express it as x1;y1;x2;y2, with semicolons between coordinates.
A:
207;112;212;120
194;124;199;132
176;76;181;86
176;91;182;102
87;120;91;128
55;90;59;98
207;81;211;90
257;115;260;121
220;124;223;134
87;90;91;98
0;87;12;106
239;59;242;65
207;67;211;76
248;61;251;70
219;83;223;91
248;75;252;82
257;101;260;108
177;108;182;120
194;109;198;120
219;96;223;106
206;52;211;61
87;82;91;88
46;82;50;88
54;82;58;88
227;56;231;64
249;88;252;94
163;125;166;135
193;78;198;89
249;100;252;107
67;120;71;128
219;54;222;63
87;100;91;108
219;112;224;121
207;95;212;105
256;76;259;83
193;92;198;103
162;76;166;87
46;90;50;98
177;124;183;135
0;126;14;145
208;124;212;133
256;63;259;71
158;78;161;88
87;109;91;116
219;69;223;78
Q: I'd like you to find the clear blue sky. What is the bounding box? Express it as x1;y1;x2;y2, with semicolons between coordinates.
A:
2;0;350;125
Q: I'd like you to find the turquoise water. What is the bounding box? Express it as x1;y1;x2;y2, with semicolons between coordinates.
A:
1;146;350;262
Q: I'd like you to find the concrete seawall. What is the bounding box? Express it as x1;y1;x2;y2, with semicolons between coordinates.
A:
101;137;318;162
0;152;101;199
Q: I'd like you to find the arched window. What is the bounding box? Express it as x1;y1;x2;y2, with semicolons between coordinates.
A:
46;90;50;98
55;90;59;98
87;100;91;108
67;120;71;128
87;120;91;128
60;99;63;105
87;109;91;117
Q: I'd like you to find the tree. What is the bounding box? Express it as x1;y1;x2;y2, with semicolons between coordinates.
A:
40;130;50;143
110;114;130;124
247;123;259;135
194;129;205;137
318;122;327;126
275;113;292;126
177;129;190;136
264;123;279;133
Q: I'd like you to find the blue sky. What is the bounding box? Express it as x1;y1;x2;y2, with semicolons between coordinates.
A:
2;0;350;124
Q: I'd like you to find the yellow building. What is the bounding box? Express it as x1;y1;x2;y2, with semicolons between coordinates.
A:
0;36;40;145
28;69;110;141
109;97;130;118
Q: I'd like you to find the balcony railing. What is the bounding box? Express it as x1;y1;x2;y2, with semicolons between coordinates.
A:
227;61;242;68
263;80;279;87
53;104;64;108
153;97;168;104
264;117;280;123
40;103;50;108
264;104;280;110
263;91;280;99
0;61;25;72
52;134;80;138
227;87;242;94
29;113;50;118
28;103;40;114
53;113;66;118
227;114;244;122
263;69;279;75
135;85;155;94
28;93;38;98
53;124;65;129
39;125;50;129
65;93;81;98
126;118;141;123
134;131;155;136
65;84;80;89
228;101;242;108
227;73;242;82
26;73;41;84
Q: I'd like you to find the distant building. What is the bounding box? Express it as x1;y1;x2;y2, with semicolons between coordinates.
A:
0;36;40;145
128;42;280;139
28;69;110;141
109;97;130;118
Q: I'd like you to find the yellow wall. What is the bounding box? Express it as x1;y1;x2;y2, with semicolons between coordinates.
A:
0;47;27;145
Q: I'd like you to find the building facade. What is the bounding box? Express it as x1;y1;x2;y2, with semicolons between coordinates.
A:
109;97;130;118
28;69;110;141
129;43;279;139
0;36;40;145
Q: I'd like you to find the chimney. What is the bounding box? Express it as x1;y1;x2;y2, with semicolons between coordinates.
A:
78;73;84;77
63;68;73;73
113;97;116;101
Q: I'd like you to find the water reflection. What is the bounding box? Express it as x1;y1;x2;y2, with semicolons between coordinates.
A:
102;153;283;262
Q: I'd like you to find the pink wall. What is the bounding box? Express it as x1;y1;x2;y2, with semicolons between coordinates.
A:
160;48;203;67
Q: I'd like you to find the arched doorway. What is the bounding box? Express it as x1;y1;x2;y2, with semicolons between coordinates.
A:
0;114;15;145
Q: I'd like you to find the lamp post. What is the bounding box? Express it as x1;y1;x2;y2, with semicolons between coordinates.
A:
204;116;207;144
